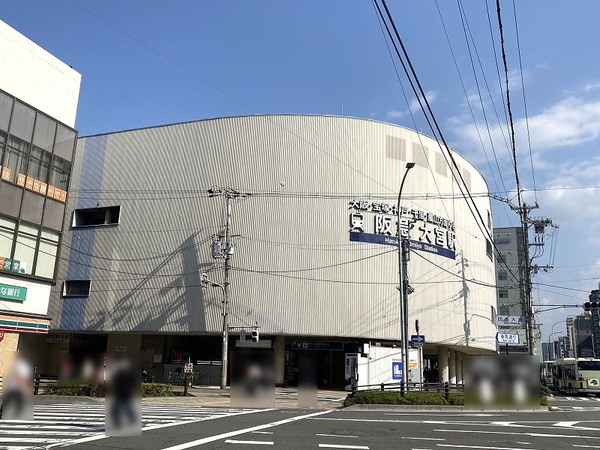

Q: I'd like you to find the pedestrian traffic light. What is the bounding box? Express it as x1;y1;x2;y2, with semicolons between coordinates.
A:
252;328;259;342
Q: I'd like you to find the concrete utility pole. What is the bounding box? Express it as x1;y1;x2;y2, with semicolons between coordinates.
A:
208;187;246;389
510;202;558;356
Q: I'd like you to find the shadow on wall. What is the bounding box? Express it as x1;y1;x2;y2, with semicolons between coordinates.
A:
83;233;216;332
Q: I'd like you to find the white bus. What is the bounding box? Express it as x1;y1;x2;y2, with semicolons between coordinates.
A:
553;358;600;395
540;360;555;389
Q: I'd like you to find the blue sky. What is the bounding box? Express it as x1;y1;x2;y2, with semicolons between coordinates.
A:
3;1;600;340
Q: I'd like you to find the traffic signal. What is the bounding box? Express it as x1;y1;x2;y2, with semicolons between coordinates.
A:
584;290;600;310
252;328;259;342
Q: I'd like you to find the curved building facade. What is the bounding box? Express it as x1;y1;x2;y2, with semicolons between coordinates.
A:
24;115;497;386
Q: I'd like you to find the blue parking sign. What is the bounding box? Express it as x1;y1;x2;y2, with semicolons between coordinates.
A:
392;361;403;380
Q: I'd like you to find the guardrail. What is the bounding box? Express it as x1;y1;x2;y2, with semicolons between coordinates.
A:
350;381;464;400
0;375;60;395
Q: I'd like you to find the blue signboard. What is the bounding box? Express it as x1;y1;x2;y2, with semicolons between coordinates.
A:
392;361;403;380
411;335;425;345
349;232;456;259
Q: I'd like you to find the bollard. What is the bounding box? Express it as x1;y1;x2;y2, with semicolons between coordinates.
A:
34;374;40;395
444;382;449;400
380;383;385;392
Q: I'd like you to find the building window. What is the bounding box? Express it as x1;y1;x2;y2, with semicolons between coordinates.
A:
498;271;508;281
73;206;121;228
497;253;507;264
499;289;509;299
486;239;493;261
63;280;91;297
499;305;509;315
0;214;60;279
35;230;59;279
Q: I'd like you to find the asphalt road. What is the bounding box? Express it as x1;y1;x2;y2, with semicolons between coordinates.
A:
3;393;600;450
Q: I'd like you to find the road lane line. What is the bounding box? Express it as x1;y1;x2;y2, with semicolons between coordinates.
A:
401;436;445;441
434;429;600;440
160;410;333;450
318;445;369;449
436;445;535;450
251;431;273;435
224;440;274;445
316;434;359;438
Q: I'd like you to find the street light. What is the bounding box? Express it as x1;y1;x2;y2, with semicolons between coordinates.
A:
201;273;228;389
397;162;415;391
547;320;565;360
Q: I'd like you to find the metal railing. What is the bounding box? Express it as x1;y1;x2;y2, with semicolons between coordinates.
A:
350;381;464;400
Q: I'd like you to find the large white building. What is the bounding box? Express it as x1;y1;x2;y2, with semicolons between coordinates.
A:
30;114;499;387
0;20;81;371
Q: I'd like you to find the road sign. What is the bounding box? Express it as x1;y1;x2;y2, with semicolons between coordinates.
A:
184;362;193;374
240;329;246;342
496;332;520;344
411;335;425;345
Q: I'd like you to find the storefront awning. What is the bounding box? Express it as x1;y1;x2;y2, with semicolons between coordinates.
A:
0;314;50;333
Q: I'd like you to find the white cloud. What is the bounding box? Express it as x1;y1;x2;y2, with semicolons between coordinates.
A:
451;95;600;160
409;90;437;112
386;109;405;119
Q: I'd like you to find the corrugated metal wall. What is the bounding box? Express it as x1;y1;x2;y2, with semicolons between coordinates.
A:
50;115;497;351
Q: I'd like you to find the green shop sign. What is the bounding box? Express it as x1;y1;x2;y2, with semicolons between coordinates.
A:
0;283;27;302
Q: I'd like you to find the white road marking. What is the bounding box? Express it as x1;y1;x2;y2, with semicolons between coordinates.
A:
318;445;369;449
316;434;359;438
251;431;273;435
573;445;600;449
160;410;333;450
553;421;600;431
434;429;600;440
224;440;274;445
436;445;535;450
401;436;445;441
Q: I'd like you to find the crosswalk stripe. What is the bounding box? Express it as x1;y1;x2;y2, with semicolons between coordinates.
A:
0;403;267;450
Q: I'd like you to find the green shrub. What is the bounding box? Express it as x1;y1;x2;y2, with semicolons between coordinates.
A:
41;381;173;397
142;383;173;397
446;393;465;406
42;382;102;397
540;385;552;398
540;396;549;406
344;390;463;407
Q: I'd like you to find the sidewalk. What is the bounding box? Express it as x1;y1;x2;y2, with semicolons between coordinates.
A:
33;386;350;410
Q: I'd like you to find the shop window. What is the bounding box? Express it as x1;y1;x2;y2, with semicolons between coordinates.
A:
3;135;30;185
63;280;91;297
26;146;51;194
47;155;70;202
73;206;121;228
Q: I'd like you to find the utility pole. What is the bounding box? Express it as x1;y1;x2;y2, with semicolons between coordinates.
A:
208;187;246;389
510;202;558;356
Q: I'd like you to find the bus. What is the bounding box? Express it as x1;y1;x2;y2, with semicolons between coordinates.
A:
553;358;600;395
540;360;555;389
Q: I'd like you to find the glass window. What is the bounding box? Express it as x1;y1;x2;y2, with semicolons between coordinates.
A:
48;155;71;201
0;216;16;258
0;91;13;132
13;222;39;275
32;113;56;151
498;271;508;281
9;101;35;141
53;125;76;161
499;290;509;299
3;135;30;185
63;280;91;297
34;229;59;279
27;146;51;194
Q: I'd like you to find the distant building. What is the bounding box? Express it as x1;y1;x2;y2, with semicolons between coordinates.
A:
567;314;594;358
493;227;528;353
0;20;80;371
